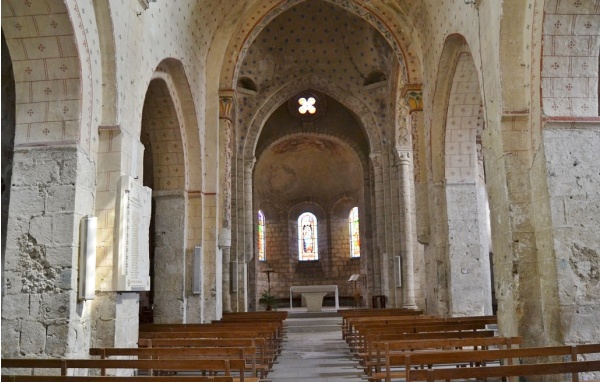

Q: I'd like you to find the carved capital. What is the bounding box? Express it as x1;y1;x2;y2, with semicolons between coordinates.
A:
219;89;237;121
369;151;383;168
396;149;411;165
401;84;423;113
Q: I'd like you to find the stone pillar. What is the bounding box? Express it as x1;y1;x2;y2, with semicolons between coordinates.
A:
152;191;186;323
2;145;97;358
185;191;203;322
540;121;600;345
219;91;236;313
369;152;385;298
445;181;492;316
397;85;423;310
241;157;256;311
410;111;428;308
396;149;417;309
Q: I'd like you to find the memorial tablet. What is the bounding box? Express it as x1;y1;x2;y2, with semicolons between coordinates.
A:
113;175;152;291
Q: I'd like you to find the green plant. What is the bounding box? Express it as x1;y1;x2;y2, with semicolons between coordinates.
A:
259;290;277;311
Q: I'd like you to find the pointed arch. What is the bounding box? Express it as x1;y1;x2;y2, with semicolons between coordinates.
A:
241;77;383;159
217;0;423;90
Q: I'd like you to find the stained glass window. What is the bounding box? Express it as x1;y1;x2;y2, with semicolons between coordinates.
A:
298;96;316;114
349;207;360;258
258;210;266;261
298;212;318;261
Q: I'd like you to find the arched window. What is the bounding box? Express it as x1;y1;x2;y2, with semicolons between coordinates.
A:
349;207;360;258
298;212;318;261
257;210;266;261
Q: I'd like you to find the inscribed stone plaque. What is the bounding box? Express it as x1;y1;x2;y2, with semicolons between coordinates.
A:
113;175;152;291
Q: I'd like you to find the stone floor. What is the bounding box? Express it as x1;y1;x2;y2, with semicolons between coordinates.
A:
266;311;363;382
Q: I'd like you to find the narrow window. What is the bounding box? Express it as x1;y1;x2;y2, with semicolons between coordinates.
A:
349;207;360;258
298;212;318;261
258;210;266;261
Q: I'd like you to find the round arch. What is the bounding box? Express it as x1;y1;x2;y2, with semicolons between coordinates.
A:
149;58;202;192
216;0;423;89
429;34;475;184
241;77;383;160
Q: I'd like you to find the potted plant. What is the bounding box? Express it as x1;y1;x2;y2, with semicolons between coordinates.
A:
259;290;277;311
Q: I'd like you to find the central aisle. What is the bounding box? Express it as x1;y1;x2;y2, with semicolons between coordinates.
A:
267;315;363;382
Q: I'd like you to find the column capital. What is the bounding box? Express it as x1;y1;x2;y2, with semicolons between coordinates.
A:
395;148;411;164
243;157;256;172
219;89;237;121
401;84;423;113
369;151;383;168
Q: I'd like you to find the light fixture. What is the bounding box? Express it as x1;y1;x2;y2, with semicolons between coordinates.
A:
193;245;202;294
464;0;477;4
78;216;97;300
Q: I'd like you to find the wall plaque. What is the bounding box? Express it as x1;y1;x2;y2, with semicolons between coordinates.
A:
113;175;152;291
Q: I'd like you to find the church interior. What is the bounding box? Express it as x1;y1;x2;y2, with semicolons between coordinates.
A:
1;0;599;374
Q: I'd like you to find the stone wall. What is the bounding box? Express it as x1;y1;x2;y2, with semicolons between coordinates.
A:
542;123;600;344
2;147;95;358
446;183;492;316
254;208;361;304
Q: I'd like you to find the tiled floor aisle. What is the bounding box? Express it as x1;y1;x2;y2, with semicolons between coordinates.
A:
266;316;363;382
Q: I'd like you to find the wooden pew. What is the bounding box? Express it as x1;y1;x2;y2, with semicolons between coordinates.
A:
1;358;255;382
339;308;423;339
138;338;271;372
138;331;279;368
89;346;262;378
377;343;600;382
412;360;600;382
140;322;284;341
2;377;233;382
351;321;494;355
222;311;288;320
363;336;522;379
215;317;288;337
357;330;497;362
346;315;496;346
139;323;283;354
344;315;434;342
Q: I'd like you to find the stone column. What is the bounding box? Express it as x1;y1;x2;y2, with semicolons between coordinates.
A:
396;149;417;309
152;191;186;323
369;152;385;298
397;85;423;310
219;91;235;313
2;145;97;358
92;128;140;348
410;111;428;308
241;157;256;311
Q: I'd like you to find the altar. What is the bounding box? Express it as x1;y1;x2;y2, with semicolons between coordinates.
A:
289;285;339;312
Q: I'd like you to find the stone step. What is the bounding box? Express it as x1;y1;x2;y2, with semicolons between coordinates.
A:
286;310;341;319
284;316;342;333
286;324;340;333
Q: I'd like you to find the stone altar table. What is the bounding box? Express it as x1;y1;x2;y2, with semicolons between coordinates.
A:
289;285;339;312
